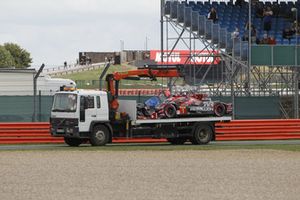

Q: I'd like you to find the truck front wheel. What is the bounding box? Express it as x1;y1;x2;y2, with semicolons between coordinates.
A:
90;125;109;146
64;137;83;147
192;125;213;145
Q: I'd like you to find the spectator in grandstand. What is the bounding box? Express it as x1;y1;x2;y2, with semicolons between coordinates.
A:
271;2;280;18
263;7;273;35
207;7;218;23
260;34;270;44
282;26;295;44
235;0;245;7
231;27;240;39
242;22;257;43
255;2;264;20
268;36;277;45
292;21;300;35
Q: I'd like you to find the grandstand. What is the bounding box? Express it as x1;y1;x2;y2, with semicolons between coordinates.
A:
162;0;299;118
167;0;299;44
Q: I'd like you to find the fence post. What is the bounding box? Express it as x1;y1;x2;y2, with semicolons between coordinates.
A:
38;90;42;122
33;64;45;122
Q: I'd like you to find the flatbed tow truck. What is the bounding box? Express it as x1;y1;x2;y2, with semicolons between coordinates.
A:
50;67;231;146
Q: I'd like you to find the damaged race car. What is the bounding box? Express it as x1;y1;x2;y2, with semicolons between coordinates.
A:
137;93;232;119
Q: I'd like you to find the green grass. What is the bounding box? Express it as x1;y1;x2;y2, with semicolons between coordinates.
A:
54;64;184;89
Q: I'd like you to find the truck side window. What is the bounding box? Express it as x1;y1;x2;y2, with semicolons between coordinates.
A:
97;96;101;108
87;96;95;109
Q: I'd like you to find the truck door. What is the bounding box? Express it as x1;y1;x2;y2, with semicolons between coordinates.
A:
96;95;109;121
79;95;97;132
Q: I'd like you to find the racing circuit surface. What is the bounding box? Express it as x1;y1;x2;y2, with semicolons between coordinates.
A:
1;145;300;200
1;140;300;150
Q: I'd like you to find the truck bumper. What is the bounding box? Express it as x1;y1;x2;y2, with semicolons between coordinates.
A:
51;126;80;138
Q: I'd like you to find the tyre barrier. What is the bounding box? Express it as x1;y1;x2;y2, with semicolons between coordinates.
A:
1;120;300;144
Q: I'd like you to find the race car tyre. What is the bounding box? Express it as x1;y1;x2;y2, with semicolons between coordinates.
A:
214;103;226;117
164;104;177;118
90;125;109;146
64;137;83;147
167;138;187;145
192;124;213;145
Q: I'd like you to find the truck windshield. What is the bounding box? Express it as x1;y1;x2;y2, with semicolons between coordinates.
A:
52;93;77;112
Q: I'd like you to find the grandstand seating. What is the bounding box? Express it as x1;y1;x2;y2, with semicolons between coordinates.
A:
165;0;299;61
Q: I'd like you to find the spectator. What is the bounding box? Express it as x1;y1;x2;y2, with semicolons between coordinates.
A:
242;22;257;43
268;36;277;45
271;2;280;18
231;27;240;39
282;27;295;44
64;61;67;69
292;21;300;35
255;2;264;20
263;7;273;35
208;7;218;23
235;0;245;7
260;34;270;44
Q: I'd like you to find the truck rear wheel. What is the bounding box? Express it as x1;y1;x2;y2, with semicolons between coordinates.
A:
90;125;109;146
167;138;187;145
64;137;82;147
192;125;213;145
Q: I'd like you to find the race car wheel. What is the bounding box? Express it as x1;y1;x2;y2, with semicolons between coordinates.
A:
164;104;177;118
214;103;226;117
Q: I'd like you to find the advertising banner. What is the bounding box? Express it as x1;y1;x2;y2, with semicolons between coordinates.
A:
150;50;220;65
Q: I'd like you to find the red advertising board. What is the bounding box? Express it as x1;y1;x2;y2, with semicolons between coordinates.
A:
150;50;220;65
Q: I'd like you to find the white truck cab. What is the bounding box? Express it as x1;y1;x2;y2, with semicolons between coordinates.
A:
50;89;111;146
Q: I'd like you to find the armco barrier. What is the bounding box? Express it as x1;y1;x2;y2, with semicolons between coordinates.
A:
0;122;63;144
1;120;300;144
215;119;300;140
0;122;167;144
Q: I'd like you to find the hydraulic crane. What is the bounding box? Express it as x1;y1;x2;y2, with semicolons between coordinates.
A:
105;68;184;114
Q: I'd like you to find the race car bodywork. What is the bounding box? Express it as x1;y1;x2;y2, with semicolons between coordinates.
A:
137;93;232;119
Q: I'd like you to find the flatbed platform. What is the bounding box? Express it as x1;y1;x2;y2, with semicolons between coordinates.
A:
133;116;232;125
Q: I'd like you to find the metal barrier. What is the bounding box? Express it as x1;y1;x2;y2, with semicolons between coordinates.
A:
215;119;300;140
0;122;62;144
1;120;300;144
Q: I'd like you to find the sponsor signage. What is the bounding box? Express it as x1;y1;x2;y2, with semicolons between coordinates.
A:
150;50;220;65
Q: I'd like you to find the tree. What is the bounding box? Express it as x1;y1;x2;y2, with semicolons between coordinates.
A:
0;45;15;68
3;43;32;68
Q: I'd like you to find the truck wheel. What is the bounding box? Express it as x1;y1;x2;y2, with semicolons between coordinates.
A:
214;103;226;117
167;138;186;145
193;125;213;145
90;125;109;146
64;137;82;147
164;104;177;118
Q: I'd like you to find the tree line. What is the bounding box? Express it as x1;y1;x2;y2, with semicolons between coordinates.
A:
0;43;32;68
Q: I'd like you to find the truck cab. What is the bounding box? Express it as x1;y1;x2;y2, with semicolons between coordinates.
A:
50;89;111;146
